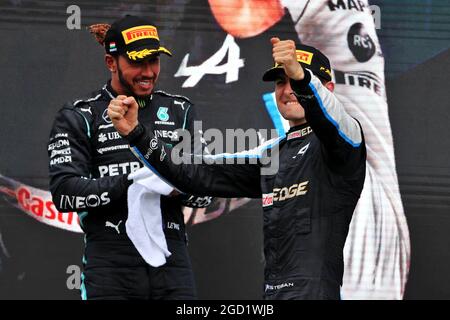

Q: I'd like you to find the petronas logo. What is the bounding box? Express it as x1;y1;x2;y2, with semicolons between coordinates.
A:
157;107;169;121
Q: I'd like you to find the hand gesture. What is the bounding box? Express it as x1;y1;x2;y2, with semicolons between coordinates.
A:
108;95;139;136
271;37;305;80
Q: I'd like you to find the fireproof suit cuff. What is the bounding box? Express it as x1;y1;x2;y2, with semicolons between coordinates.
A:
123;123;146;146
289;68;312;93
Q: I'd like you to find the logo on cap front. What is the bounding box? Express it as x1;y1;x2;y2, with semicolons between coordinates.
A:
122;25;159;45
127;49;158;61
296;50;314;65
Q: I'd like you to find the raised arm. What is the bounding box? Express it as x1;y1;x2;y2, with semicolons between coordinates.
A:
271;37;365;175
291;70;366;174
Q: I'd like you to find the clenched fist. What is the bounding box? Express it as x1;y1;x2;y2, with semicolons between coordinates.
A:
271;37;304;81
108;95;139;136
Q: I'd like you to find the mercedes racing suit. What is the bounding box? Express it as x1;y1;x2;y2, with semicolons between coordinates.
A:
48;81;209;300
123;70;366;299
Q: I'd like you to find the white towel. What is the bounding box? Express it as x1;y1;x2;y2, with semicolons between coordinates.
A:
126;167;173;267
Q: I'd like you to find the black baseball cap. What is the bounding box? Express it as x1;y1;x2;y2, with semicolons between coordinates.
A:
104;15;172;61
263;43;332;82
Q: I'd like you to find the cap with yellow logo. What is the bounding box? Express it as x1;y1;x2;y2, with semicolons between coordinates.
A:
104;15;172;61
262;43;332;82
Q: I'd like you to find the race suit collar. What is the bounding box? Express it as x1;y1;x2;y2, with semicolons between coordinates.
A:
287;124;312;141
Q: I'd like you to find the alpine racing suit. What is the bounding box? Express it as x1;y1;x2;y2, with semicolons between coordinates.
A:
280;0;410;299
48;81;210;300
123;70;367;299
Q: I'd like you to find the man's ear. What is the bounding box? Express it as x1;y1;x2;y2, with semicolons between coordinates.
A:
105;54;117;72
324;81;335;92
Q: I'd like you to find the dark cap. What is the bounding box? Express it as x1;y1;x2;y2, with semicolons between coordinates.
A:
263;43;332;82
104;15;172;61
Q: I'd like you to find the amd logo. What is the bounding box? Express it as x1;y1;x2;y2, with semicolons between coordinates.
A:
50;156;72;166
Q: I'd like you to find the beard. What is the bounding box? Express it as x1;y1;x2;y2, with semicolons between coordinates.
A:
117;61;154;100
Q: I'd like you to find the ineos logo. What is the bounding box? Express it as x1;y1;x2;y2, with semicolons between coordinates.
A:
85;194;102;207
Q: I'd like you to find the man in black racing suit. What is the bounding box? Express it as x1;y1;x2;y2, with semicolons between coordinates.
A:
47;15;210;300
109;38;366;299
